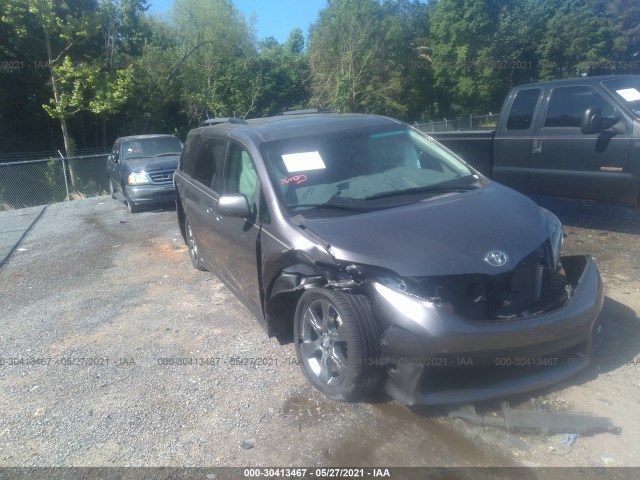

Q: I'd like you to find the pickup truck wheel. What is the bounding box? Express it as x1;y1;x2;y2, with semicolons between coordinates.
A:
294;288;382;402
185;217;206;271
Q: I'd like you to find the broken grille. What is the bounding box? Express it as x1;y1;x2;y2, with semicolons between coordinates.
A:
411;243;570;321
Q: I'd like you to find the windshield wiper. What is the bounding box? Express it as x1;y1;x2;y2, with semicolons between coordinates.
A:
364;184;478;201
286;203;372;211
153;152;181;157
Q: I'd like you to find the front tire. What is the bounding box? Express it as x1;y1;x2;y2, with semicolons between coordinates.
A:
125;187;139;213
294;288;382;402
185;217;206;271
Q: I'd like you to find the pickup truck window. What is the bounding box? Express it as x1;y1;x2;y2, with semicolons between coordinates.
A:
602;78;640;116
193;137;227;190
506;88;540;130
544;86;614;128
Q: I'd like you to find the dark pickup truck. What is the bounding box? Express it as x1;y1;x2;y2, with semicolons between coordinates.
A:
429;75;640;206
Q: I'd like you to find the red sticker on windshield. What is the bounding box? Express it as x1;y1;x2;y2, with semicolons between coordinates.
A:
281;174;308;185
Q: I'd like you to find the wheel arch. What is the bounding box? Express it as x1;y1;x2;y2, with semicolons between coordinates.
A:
176;189;187;243
263;264;361;343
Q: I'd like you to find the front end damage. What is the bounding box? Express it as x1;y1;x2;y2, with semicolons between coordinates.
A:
264;240;603;405
369;254;603;405
260;195;603;406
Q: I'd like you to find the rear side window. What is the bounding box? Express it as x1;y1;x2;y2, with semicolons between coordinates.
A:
193;137;227;191
544;86;612;128
179;132;200;175
506;89;540;130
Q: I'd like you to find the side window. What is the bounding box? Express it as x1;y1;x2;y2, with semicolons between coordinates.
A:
180;132;200;175
506;89;540;130
224;142;258;214
544;86;614;128
193;137;227;190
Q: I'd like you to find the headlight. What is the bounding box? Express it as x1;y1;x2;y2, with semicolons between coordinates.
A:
128;171;150;185
373;279;437;325
541;208;563;270
377;276;409;293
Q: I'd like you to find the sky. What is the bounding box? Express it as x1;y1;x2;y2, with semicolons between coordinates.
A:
146;0;328;44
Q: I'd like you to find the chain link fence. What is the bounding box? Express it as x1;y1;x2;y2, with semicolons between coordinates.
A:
0;149;111;211
416;113;499;133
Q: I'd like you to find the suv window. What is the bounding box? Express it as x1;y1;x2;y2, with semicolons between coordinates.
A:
224;142;258;213
180;132;200;175
544;86;615;128
506;89;540;130
193;137;227;190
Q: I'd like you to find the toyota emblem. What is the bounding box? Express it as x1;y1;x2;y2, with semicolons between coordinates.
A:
484;250;509;267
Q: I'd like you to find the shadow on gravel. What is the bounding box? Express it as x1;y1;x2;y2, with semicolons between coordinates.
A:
136;201;176;214
334;401;516;467
0;205;47;270
463;295;640;414
530;194;640;235
592;295;640;375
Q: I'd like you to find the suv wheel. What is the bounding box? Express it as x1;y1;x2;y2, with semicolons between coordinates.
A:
294;288;382;401
185;217;206;271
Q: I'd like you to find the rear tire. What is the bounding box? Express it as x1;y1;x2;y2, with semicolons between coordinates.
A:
294;288;382;402
185;217;206;271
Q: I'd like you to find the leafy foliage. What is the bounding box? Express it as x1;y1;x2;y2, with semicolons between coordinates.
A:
0;0;639;153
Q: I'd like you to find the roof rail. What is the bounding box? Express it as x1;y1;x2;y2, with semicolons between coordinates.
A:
280;108;335;116
199;117;248;127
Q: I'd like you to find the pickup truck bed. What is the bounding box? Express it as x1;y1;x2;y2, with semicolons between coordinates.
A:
426;130;495;177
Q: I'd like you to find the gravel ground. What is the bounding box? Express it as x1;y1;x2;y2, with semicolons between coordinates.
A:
0;194;638;470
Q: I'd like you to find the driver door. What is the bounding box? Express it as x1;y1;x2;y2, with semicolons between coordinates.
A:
530;85;632;203
210;141;263;318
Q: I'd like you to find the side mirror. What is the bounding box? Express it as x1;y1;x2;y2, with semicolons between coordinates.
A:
217;193;251;218
580;108;602;134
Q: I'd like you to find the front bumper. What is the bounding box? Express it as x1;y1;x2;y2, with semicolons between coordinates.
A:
126;184;176;205
369;255;604;406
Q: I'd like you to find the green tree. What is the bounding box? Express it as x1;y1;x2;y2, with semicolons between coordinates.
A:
537;0;611;79
606;0;640;67
308;0;410;114
169;0;256;124
428;0;507;115
2;0;99;157
489;0;542;103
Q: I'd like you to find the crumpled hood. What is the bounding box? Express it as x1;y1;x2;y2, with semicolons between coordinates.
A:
299;184;549;277
124;155;179;172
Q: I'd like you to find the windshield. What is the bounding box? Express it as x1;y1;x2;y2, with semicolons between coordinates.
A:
262;125;480;216
122;137;183;160
602;78;640;117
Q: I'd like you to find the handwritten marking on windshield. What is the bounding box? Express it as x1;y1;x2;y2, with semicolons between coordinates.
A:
281;174;308;185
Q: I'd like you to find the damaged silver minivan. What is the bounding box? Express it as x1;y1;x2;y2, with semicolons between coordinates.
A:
174;112;604;405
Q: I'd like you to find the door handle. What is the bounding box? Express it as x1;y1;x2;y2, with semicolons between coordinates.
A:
532;139;543;155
